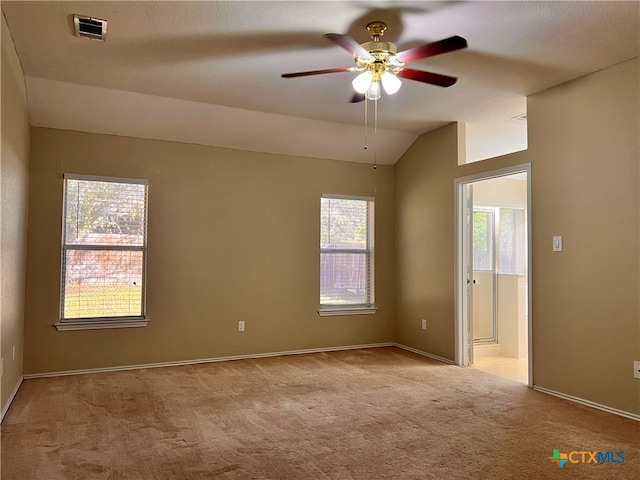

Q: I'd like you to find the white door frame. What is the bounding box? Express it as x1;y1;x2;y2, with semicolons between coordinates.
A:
454;163;533;387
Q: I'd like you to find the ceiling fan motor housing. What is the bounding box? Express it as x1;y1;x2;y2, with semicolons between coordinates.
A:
362;41;398;57
358;42;402;79
357;21;403;78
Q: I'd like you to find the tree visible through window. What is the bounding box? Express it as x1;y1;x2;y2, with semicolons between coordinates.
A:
61;175;148;321
320;195;374;307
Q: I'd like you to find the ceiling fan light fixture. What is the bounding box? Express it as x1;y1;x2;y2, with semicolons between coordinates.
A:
352;71;373;94
381;72;401;95
366;81;382;100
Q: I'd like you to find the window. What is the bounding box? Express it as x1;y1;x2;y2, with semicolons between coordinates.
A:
319;195;375;315
473;210;494;271
497;207;526;274
473;206;526;274
58;174;148;330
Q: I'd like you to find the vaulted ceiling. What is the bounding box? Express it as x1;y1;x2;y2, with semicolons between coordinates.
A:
2;1;639;164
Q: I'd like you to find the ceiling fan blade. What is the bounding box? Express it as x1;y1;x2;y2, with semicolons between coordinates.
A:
324;33;373;60
397;68;458;87
281;67;353;78
349;92;365;103
396;35;467;64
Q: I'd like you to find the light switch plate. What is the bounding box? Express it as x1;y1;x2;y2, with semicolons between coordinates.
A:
553;236;563;252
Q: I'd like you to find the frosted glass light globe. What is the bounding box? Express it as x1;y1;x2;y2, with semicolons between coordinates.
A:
352;71;373;94
381;72;402;94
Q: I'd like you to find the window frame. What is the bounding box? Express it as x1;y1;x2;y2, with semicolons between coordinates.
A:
318;194;377;317
55;174;149;331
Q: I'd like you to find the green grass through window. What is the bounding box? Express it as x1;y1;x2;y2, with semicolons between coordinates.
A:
63;285;142;319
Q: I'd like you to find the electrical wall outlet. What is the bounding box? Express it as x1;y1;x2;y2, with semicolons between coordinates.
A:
634;361;640;380
238;321;245;332
421;319;427;330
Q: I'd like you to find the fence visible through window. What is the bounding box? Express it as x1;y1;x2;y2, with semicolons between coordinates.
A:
320;196;374;307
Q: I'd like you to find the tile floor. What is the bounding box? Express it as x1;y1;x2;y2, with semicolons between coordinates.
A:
471;355;528;383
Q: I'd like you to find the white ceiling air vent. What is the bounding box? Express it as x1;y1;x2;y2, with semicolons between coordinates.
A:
73;14;107;41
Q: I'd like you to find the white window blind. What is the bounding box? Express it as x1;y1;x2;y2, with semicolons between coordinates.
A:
320;195;374;307
473;206;526;275
498;207;526;274
61;175;148;321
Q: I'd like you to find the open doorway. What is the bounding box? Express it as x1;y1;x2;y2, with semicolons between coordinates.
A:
455;164;532;386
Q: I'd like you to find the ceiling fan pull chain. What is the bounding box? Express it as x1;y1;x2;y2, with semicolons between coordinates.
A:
364;97;368;150
374;97;378;135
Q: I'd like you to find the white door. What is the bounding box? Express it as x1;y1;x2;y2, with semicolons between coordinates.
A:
462;184;475;365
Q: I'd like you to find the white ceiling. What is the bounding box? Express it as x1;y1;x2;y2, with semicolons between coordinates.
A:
2;1;639;165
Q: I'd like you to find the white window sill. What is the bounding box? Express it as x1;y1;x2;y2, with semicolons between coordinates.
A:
54;319;149;331
318;307;377;317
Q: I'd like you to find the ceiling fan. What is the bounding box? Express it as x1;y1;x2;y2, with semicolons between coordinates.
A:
282;21;468;102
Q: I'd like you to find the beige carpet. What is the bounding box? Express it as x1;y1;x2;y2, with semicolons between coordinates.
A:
2;347;638;479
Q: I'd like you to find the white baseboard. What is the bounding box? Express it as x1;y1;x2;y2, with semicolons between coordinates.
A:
23;343;395;379
533;385;640;422
1;376;24;423
16;347;638;422
393;343;456;365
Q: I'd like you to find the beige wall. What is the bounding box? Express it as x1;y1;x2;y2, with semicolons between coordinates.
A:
496;274;527;359
528;58;639;414
393;122;528;360
1;13;29;414
24;128;394;374
395;57;639;414
473;176;527;208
